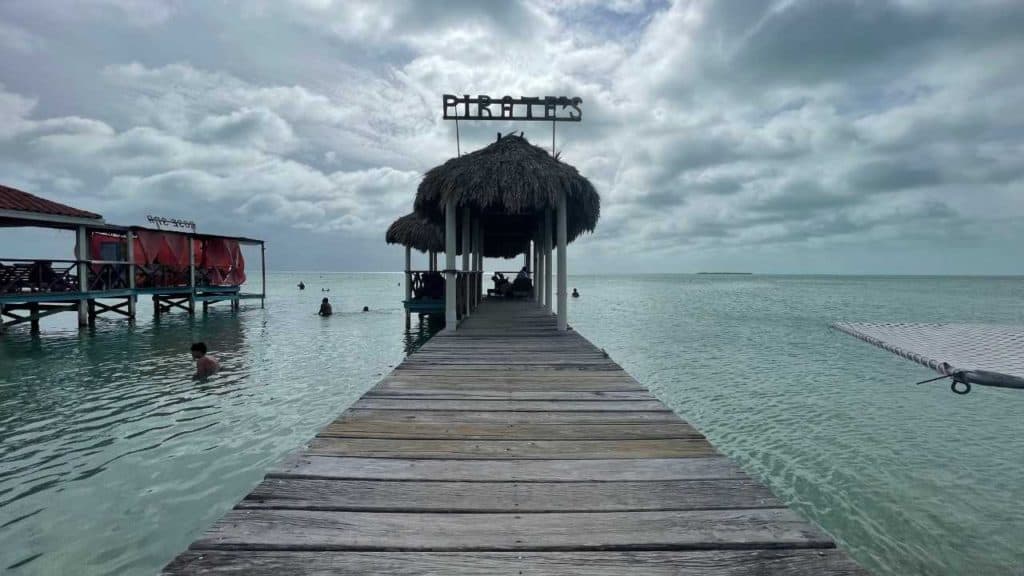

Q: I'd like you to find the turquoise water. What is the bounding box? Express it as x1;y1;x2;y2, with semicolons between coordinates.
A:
1;274;1023;575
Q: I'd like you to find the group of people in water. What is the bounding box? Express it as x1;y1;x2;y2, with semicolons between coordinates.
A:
192;275;578;378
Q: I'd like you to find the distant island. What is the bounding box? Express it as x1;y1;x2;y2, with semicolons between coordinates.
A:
696;272;753;275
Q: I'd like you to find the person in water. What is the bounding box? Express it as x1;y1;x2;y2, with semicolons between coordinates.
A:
191;342;219;379
298;281;305;290
572;288;580;298
516;266;530;281
318;297;333;316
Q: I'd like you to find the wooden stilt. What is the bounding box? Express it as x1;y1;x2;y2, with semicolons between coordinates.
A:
127;232;136;320
29;302;40;332
557;190;568;331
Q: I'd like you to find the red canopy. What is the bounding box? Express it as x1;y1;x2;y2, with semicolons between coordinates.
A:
86;230;246;287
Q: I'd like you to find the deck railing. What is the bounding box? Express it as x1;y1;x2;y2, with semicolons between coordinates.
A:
407;270;445;300
405;270;486;319
0;259;80;294
85;260;131;291
1;258;246;295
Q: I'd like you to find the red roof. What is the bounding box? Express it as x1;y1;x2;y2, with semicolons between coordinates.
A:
0;184;102;220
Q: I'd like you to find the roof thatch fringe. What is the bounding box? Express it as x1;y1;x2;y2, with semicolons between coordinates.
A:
386;212;534;258
385;212;445;253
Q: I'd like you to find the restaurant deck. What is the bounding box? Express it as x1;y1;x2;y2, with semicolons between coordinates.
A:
163;299;867;575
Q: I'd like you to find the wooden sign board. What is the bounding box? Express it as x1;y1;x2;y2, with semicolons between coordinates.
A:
443;94;582;122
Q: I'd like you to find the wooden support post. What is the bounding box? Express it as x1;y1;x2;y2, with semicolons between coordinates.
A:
77;225;88;327
461;209;471;319
188;237;196;315
87;300;96;327
557;190;568;331
478;220;485;302
535;223;543;305
536;235;544;303
544;208;553;313
29;302;40;333
404;246;412;329
261;242;267;309
473;218;481;308
126;231;136;320
153;295;160;319
0;303;5;334
444;197;457;330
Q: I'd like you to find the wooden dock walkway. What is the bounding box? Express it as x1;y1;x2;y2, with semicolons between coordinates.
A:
164;300;867;575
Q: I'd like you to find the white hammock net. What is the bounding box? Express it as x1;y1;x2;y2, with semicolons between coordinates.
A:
832;322;1024;378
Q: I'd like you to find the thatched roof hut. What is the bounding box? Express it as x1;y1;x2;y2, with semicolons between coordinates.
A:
386;213;444;253
413;134;599;256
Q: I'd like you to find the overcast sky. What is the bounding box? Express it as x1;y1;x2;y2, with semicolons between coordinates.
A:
1;0;1022;274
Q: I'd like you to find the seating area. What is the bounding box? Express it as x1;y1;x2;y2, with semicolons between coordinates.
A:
410;271;445;301
487;270;534;299
0;259;79;294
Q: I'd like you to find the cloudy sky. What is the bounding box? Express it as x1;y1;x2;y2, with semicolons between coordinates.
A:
1;0;1022;274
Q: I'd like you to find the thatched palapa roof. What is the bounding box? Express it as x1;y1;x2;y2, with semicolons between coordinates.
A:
413;134;599;254
386;212;445;253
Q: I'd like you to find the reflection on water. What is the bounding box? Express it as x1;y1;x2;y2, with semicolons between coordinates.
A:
1;273;1023;575
403;314;444;355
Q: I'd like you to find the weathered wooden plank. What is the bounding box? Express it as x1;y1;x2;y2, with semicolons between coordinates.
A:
351;398;671;411
321;421;702;440
380;376;640;385
306;438;717;459
164;549;869;576
190;509;835;551
363;389;655;401
239;478;781;512
339;409;682;424
376;382;645;393
271;456;749;481
393;364;622;372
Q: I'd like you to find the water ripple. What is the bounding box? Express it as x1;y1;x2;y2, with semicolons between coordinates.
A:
2;273;1023;575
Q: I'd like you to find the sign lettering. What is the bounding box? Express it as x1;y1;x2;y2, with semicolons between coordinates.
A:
443;94;582;122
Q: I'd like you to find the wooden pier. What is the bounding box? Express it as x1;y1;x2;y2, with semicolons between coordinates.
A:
164;300;867;575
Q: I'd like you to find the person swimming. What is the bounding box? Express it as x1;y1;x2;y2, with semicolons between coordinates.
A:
298;281;305;290
318;297;333;316
191;342;220;379
572;288;580;298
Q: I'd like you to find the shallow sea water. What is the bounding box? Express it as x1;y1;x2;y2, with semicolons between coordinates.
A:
1;273;1023;575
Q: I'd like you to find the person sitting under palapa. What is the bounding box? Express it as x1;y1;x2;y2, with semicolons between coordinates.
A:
511;267;533;298
491;272;512;297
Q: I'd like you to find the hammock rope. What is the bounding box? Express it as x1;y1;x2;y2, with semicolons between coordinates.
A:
832;322;1024;395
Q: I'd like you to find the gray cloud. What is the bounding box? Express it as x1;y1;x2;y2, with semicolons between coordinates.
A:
0;0;1022;273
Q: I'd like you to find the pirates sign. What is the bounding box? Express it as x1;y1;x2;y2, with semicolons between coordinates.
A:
443;94;582;122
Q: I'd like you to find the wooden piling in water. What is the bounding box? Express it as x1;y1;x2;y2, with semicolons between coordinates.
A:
163;299;868;575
